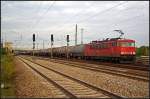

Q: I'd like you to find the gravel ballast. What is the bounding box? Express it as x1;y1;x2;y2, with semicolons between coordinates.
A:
30;57;149;98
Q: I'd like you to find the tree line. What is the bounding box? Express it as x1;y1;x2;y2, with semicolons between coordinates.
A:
136;46;149;56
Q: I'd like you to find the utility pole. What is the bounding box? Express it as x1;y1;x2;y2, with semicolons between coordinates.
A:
43;40;44;49
66;35;69;59
50;34;54;58
37;42;39;56
81;28;84;44
37;42;39;50
75;24;77;45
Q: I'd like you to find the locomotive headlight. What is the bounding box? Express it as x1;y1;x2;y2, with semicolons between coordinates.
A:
130;52;132;54
121;52;124;54
132;52;135;54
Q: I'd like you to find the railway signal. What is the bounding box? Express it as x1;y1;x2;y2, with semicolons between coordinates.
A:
51;34;54;42
32;34;35;57
50;34;54;58
33;34;35;42
67;35;69;42
66;35;69;59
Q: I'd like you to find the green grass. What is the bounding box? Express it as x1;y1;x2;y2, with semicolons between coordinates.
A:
1;53;16;98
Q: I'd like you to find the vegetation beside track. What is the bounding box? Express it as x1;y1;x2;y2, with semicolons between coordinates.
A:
1;48;16;98
136;46;149;56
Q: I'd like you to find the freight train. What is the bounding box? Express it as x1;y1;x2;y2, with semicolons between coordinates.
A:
21;37;136;63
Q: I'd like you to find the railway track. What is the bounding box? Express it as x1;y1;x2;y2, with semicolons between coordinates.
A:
18;56;123;98
52;57;149;71
23;55;149;82
26;55;149;71
52;57;148;70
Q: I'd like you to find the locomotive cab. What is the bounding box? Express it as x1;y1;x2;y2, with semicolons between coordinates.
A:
117;39;136;62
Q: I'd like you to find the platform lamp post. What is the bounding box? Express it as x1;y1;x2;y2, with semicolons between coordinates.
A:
66;35;69;59
50;34;54;59
33;34;35;57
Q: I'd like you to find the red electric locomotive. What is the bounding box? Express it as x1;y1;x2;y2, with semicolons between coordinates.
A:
70;30;136;63
69;38;135;63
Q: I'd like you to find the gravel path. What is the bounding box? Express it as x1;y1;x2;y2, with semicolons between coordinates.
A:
13;57;68;98
30;57;149;98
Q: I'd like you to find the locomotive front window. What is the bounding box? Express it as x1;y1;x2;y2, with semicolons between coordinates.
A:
112;42;117;46
118;42;135;47
128;42;135;47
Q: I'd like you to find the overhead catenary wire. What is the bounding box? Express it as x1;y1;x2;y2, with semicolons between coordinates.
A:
30;1;43;28
8;2;45;38
76;14;148;44
19;1;56;48
54;1;128;34
52;2;96;31
77;1;128;23
32;1;56;31
81;11;147;30
53;2;108;33
35;2;43;15
30;1;140;36
56;1;128;31
25;1;56;34
51;1;146;35
93;19;148;42
64;1;147;35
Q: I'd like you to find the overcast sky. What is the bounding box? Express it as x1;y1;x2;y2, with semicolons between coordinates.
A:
1;1;149;49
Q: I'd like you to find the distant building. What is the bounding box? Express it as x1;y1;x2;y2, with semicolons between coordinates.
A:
4;42;13;53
